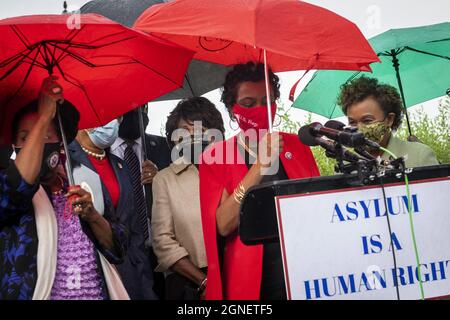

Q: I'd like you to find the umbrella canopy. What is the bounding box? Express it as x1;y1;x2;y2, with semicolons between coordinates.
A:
0;13;194;144
81;0;230;100
292;22;450;131
134;0;379;72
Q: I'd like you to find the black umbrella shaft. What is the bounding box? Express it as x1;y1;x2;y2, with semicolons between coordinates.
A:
57;107;75;186
138;105;153;219
138;105;148;162
391;49;412;135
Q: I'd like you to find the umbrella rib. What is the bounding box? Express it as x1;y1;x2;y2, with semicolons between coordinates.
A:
54;25;87;63
9;25;32;49
51;44;97;68
52;41;59;67
0;45;37;68
404;46;450;61
184;73;196;97
132;57;184;88
82;30;131;46
53;42;89;65
66;25;86;43
19;56;47;69
378;51;392;57
0;47;37;81
54;60;102;125
51;37;137;67
38;43;54;73
42;42;58;74
52;41;105;67
3;48;40;107
86;35;138;49
426;38;450;44
52;43;152;70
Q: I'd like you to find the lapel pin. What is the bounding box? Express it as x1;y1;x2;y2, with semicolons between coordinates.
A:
285;151;292;160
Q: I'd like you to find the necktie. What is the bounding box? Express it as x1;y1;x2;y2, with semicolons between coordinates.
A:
124;142;149;242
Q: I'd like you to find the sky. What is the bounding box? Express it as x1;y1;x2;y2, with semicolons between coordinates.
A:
0;0;449;137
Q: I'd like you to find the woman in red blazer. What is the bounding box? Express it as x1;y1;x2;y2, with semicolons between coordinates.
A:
199;62;320;300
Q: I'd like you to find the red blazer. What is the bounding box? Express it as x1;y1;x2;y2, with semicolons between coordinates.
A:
199;132;320;300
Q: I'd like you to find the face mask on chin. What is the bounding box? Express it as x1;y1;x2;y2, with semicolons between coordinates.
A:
119;110;149;141
87;119;119;150
232;103;277;140
14;142;62;181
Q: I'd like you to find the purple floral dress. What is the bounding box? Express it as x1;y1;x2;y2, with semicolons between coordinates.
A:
49;191;106;300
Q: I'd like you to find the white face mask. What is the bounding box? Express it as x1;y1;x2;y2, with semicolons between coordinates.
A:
87;119;119;150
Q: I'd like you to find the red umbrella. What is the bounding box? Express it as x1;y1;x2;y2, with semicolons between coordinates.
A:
0;13;194;145
134;0;379;131
134;0;378;72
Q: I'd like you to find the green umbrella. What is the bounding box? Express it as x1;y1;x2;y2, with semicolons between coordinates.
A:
292;22;450;135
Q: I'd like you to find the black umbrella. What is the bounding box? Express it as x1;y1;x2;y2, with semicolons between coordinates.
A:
80;0;230;101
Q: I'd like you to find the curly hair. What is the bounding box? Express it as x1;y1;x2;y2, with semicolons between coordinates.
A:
221;61;280;119
165;97;225;149
337;76;403;130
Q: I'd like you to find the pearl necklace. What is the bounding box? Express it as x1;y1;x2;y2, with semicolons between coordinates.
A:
81;145;106;160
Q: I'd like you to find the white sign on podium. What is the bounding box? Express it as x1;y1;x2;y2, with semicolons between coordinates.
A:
275;177;450;300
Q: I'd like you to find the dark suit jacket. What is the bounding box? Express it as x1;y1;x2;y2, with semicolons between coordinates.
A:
143;134;171;218
68;141;157;300
144;133;171;171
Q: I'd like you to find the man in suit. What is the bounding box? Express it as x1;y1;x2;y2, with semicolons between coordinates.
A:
110;107;171;299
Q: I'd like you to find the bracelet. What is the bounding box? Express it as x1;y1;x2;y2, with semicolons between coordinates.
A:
198;277;207;293
233;182;246;204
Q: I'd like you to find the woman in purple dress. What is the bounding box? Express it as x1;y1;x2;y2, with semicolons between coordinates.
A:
0;77;129;300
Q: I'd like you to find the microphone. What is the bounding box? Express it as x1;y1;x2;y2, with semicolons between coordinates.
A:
298;126;365;163
324;120;381;150
299;122;369;148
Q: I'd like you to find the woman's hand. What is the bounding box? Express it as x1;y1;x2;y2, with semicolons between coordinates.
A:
141;160;158;185
14;77;64;184
66;186;100;223
38;76;64;122
257;132;284;168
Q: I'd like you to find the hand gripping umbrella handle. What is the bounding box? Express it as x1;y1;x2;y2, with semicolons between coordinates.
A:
64;185;81;221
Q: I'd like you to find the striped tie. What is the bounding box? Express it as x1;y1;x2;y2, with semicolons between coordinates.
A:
124;142;149;242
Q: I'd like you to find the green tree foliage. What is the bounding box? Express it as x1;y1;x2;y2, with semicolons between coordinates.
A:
395;97;450;165
278;104;336;176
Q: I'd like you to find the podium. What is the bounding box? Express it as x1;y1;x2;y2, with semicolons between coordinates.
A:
239;164;450;300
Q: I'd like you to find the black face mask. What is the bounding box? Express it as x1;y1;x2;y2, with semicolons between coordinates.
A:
176;136;210;164
119;110;149;141
15;142;61;180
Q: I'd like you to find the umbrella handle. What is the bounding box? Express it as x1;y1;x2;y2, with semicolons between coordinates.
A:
263;49;273;133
